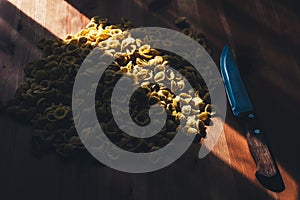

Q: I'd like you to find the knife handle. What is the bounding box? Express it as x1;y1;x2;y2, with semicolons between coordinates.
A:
240;112;285;192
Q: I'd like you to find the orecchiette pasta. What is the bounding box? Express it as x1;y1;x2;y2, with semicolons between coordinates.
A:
153;71;165;82
5;16;213;157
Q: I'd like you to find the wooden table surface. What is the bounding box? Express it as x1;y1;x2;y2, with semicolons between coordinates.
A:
0;0;299;199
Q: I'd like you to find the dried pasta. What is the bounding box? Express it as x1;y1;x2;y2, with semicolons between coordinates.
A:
4;16;214;158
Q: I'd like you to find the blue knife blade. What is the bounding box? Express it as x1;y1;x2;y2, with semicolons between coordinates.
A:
220;45;285;192
220;44;253;116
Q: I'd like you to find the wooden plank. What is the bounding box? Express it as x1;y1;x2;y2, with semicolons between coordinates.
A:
214;0;299;199
0;0;299;199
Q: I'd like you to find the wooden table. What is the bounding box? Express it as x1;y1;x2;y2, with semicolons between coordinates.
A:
0;0;299;199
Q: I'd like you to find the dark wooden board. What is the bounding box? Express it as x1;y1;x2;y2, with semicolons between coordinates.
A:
0;0;299;199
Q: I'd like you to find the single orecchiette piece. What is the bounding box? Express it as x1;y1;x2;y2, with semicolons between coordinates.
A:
198;111;210;122
165;69;175;80
154;71;165;83
148;56;163;66
181;105;192;116
177;79;185;91
187;127;198;134
179;93;192;104
191;96;205;109
154;64;165;74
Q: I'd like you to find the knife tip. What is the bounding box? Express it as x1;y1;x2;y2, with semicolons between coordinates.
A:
222;44;230;51
220;44;230;65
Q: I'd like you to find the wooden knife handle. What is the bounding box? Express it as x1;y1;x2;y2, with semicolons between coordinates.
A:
240;112;285;192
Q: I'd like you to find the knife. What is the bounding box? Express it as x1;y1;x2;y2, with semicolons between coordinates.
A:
220;44;285;192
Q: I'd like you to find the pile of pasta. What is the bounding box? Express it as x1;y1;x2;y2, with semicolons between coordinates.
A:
5;17;213;158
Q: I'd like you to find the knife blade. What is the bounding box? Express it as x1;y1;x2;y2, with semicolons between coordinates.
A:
220;44;285;192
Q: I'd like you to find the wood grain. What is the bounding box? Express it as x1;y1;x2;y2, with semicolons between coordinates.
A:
0;0;299;199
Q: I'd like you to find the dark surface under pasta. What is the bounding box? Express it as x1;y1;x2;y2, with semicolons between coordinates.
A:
0;0;299;200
